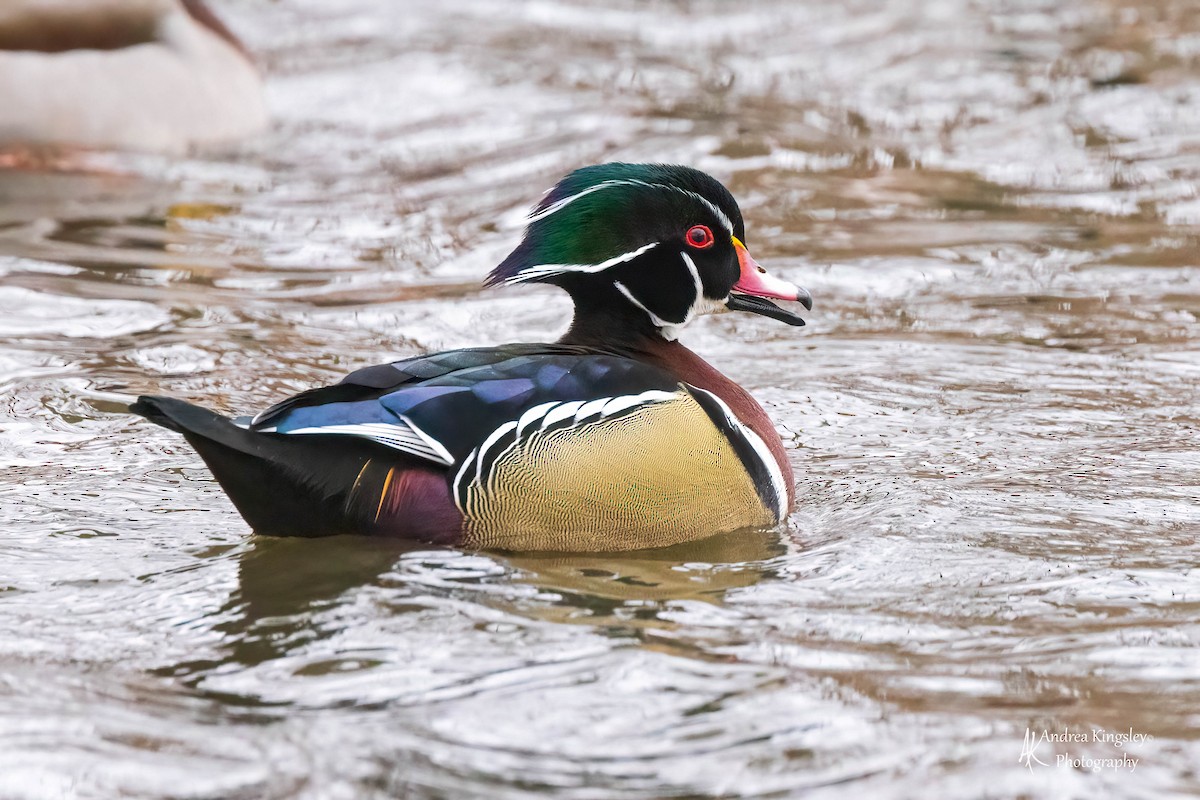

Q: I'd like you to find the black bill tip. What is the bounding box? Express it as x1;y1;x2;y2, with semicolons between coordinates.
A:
795;285;814;311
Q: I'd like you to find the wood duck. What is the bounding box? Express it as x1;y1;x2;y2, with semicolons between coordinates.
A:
133;164;813;551
0;0;265;156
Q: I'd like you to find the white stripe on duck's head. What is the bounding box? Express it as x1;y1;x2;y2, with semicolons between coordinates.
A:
487;163;812;341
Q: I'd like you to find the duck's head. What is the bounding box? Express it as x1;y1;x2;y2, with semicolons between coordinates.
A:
487;163;812;342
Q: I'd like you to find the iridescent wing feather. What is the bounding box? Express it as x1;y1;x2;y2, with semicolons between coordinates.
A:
242;344;683;470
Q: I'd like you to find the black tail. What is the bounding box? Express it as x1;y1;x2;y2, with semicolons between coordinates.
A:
131;395;392;537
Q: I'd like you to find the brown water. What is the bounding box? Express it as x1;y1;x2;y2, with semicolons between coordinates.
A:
2;1;1199;797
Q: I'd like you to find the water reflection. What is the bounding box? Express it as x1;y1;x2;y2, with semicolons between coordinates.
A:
160;527;786;689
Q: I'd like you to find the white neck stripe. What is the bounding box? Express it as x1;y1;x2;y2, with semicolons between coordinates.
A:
613;280;677;330
611;253;729;341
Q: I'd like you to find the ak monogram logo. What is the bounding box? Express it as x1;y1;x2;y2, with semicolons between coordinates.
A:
1019;728;1049;772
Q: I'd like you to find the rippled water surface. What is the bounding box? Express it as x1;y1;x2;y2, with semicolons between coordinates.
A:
2;1;1199;797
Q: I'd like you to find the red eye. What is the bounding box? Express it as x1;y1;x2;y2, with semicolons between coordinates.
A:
685;225;714;249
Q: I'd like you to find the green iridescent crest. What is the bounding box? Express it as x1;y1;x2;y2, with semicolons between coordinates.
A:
487;163;745;287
